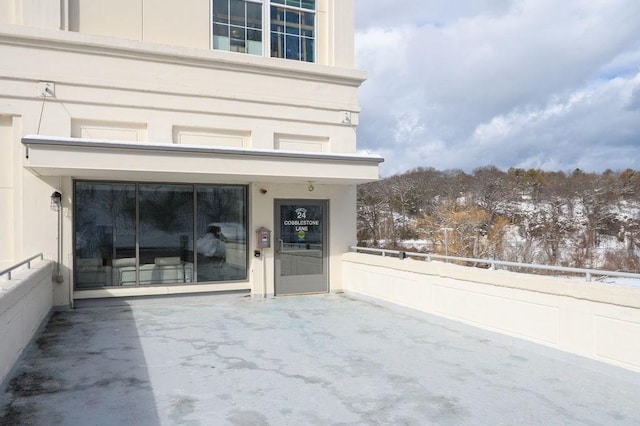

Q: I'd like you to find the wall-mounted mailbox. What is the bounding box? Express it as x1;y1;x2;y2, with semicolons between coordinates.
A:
256;227;271;249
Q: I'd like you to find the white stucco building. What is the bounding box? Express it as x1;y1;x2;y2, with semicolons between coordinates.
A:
0;0;382;306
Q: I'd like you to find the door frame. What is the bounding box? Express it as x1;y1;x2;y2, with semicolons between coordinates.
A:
274;199;329;295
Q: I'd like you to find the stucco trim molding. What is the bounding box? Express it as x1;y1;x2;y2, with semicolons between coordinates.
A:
0;26;367;86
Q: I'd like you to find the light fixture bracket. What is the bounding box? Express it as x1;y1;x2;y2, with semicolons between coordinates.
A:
51;191;62;211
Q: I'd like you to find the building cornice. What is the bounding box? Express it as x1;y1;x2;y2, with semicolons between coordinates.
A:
0;25;367;87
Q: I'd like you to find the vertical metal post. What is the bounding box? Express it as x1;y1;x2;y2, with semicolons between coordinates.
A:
443;227;453;262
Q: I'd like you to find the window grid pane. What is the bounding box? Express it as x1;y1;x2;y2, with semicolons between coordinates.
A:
285;10;300;35
212;0;263;56
272;0;314;11
212;1;314;62
270;3;315;62
285;34;300;59
213;0;229;23
229;0;245;26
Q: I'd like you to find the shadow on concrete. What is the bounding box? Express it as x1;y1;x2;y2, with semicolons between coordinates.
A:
0;304;160;425
2;292;640;424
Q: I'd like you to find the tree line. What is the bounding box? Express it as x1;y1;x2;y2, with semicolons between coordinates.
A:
357;167;640;272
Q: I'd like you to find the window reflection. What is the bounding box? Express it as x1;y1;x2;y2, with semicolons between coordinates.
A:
138;184;194;285
74;182;247;289
74;182;136;288
211;1;315;62
196;186;247;282
270;2;315;62
213;0;263;55
279;204;323;276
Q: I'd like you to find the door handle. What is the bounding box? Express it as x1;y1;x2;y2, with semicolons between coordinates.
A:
277;239;284;253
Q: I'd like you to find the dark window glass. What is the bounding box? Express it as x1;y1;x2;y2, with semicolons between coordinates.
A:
247;2;262;28
248;28;262;42
213;0;313;61
196;186;247;282
213;0;262;56
304;36;314;62
277;0;313;9
285;34;300;59
213;0;229;23
279;204;323;276
229;0;245;27
74;182;248;289
270;3;314;62
285;10;300;35
74;182;136;288
302;11;314;37
138;184;194;286
213;23;228;37
301;0;315;10
271;31;284;57
270;5;284;32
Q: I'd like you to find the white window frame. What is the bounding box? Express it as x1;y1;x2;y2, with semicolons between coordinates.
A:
210;0;266;56
210;0;316;63
267;0;316;62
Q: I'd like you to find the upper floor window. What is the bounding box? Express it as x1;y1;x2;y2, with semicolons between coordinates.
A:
213;0;264;55
212;0;316;62
270;0;315;62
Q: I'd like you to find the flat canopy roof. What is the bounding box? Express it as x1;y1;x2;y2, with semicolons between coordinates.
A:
22;135;383;185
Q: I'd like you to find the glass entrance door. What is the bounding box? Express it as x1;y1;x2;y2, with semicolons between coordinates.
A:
274;200;328;295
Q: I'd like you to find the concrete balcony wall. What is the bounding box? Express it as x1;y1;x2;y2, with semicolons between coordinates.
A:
0;261;54;386
342;252;640;372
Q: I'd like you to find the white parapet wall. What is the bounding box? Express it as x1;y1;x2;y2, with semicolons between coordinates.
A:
0;261;54;386
342;252;640;372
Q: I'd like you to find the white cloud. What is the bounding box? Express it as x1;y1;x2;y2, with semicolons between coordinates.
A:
355;0;640;175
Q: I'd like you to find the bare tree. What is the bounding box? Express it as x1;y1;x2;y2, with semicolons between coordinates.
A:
357;181;389;246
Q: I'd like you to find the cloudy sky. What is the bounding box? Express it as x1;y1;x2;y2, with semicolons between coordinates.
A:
354;0;640;176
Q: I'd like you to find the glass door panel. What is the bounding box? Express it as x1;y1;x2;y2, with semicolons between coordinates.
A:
275;200;328;295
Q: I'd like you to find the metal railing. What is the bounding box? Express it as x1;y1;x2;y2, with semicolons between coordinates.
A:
0;253;44;281
350;246;640;282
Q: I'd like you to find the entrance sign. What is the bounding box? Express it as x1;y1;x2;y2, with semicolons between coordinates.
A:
275;200;328;294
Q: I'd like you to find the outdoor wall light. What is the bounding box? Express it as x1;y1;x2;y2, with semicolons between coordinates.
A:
51;191;62;211
308;182;315;192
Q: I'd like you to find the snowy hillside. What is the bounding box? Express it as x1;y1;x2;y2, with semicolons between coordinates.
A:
358;167;640;272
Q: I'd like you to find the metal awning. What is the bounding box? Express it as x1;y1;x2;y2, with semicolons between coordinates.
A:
22;135;383;184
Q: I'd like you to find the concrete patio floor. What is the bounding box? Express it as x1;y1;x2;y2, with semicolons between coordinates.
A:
2;293;640;425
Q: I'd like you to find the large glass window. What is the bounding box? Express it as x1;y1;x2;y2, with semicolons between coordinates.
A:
74;182;247;289
196;186;247;282
211;0;315;62
74;182;136;289
138;184;194;285
213;0;263;55
270;0;315;62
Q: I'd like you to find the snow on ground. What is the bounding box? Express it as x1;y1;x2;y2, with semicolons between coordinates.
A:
598;277;640;287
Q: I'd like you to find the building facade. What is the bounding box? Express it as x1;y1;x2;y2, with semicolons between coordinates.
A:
0;0;381;306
